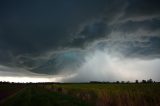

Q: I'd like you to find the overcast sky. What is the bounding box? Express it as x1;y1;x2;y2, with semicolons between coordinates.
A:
0;0;160;82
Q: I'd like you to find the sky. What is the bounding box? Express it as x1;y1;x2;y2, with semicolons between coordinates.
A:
0;0;160;82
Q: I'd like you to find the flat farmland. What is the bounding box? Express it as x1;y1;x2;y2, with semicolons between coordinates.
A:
0;83;160;106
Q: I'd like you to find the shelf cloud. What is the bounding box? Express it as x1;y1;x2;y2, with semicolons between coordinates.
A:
0;0;160;82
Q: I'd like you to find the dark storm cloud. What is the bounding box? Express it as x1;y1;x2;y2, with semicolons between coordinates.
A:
122;0;160;21
0;0;160;77
68;21;111;47
115;19;160;34
31;50;85;74
0;0;107;66
131;36;160;58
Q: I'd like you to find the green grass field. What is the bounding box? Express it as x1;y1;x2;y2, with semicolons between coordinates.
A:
44;83;160;106
1;85;90;106
0;83;160;106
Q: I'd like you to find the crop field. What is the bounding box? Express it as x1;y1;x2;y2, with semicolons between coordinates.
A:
0;84;25;102
0;83;160;106
45;83;160;106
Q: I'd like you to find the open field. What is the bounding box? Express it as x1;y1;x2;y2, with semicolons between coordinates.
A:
45;83;160;106
0;84;25;102
0;83;160;106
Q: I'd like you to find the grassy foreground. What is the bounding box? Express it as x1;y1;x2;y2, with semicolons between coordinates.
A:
1;85;90;106
0;83;160;106
45;83;160;106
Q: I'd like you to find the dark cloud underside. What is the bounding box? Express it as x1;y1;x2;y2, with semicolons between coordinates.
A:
0;0;160;81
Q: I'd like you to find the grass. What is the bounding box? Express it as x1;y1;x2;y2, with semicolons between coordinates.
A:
2;85;90;106
45;83;160;106
0;83;160;106
0;84;24;101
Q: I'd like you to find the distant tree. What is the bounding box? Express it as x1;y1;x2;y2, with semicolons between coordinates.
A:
121;81;125;83
142;80;146;83
147;79;153;83
116;81;120;84
90;81;100;83
126;81;130;84
104;81;110;84
135;80;139;83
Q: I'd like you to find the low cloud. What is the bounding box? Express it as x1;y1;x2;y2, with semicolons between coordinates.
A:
0;0;160;82
65;50;160;82
0;65;64;82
